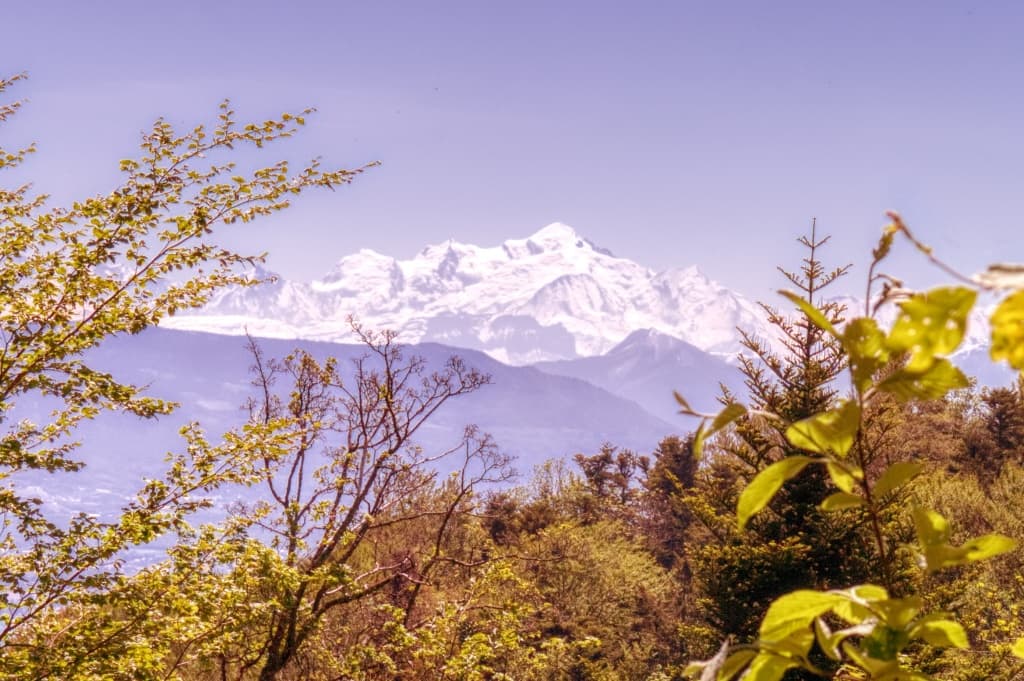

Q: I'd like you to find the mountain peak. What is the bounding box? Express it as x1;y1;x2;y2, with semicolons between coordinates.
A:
529;222;580;242
499;222;615;258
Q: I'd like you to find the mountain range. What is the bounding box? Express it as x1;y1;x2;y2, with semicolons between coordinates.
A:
14;222;1015;562
161;223;778;365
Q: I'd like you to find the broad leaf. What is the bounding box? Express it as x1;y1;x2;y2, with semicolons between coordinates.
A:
738;456;813;530
826;460;862;494
887;286;977;370
877;358;969;403
759;590;846;641
718;649;757;681
741;653;797;681
785;400;860;456
821;491;864;511
913;507;950;547
911;616;968;648
959;533;1018;562
991;290;1024;372
693;402;747;460
873;462;924;498
844;317;889;392
711;402;747;432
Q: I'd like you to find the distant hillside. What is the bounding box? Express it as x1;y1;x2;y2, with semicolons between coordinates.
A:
14;328;683;527
534;328;744;423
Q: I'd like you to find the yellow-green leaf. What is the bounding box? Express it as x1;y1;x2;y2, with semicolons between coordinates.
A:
991;290;1024;371
779;290;839;339
738;456;814;530
912;617;968;648
693;403;747;460
877;358;969;403
760;590;846;641
844;317;889;392
873;462;924;498
711;402;747;432
1011;636;1024;659
741;653;797;681
887;286;977;370
719;649;757;681
786;399;860;456
960;533;1018;562
821;491;864;511
832;585;888;624
913;507;950;547
826;460;862;494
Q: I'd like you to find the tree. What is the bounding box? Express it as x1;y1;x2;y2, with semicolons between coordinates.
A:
686;213;1024;680
641;434;698;571
684;221;879;651
0;73;373;676
206;327;511;680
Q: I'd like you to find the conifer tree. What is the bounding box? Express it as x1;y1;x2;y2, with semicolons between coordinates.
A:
687;221;881;651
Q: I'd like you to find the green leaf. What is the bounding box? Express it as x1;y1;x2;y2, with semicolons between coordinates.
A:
873;462;924;498
693;421;708;460
887;286;977;370
785;400;860;456
874;596;923;629
913;507;950;547
841;642;901;677
674;390;695;415
778;290;839;339
917;517;1017;572
843;317;889;392
741;653;797;681
821;491;864;511
861;624;910;662
718;650;757;681
959;533;1018;562
1012;636;1024;659
832;585;888;624
877;358;969;403
826;460;862;494
991;290;1024;372
814;618;841;661
738;456;814;530
912;617;968;648
760;590;846;641
692;403;747;461
711;402;747;432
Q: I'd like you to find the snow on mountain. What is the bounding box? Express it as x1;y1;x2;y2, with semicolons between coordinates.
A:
162;223;777;364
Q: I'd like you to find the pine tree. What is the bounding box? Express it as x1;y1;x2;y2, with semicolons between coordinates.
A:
686;221;882;654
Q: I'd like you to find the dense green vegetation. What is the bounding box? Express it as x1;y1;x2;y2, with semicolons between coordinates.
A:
4;74;1024;679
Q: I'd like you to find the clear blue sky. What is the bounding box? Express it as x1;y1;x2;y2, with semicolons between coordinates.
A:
3;1;1021;299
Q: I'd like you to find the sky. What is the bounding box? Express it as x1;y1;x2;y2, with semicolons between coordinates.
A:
2;0;1022;299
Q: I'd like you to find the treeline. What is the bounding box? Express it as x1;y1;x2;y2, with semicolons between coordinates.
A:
10;234;1024;680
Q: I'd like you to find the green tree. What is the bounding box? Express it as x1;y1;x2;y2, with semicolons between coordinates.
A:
685;221;879;651
0;73;373;677
687;213;1024;680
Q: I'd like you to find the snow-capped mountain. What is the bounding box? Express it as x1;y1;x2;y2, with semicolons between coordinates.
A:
162;223;776;364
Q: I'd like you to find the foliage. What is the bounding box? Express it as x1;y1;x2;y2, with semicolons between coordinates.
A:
205;328;510;680
685;213;1024;680
682;222;883;666
0;73;373;677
